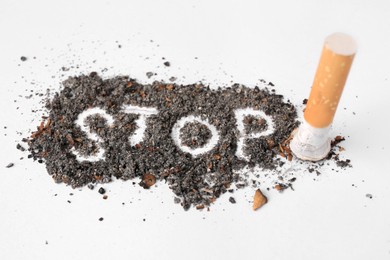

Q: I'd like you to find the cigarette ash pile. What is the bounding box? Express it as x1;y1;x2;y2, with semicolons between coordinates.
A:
24;73;349;210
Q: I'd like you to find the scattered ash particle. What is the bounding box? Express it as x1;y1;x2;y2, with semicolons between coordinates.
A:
99;217;104;221
336;159;352;168
88;184;95;190
274;183;288;192
103;195;108;200
67;200;71;203
146;72;154;78
229;197;236;204
20;56;27;62
302;99;308;105
163;61;170;67
16;143;26;151
98;187;106;194
331;136;345;147
6;163;14;168
196;204;205;210
169;76;177;82
366;194;373;199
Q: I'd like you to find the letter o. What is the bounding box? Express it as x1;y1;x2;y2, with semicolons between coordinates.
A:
171;115;220;157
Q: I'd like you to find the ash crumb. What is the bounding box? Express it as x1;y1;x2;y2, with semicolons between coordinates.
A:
163;61;170;67
169;76;177;82
336;159;352;168
229;197;236;204
146;72;154;78
6;163;14;168
275;183;288;192
98;187;106;194
16;143;26;151
366;194;373;199
20;56;27;62
99;217;104;221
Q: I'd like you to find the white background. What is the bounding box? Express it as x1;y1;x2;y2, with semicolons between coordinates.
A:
1;0;390;259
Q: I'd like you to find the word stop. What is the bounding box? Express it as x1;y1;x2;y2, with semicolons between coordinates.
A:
73;105;275;162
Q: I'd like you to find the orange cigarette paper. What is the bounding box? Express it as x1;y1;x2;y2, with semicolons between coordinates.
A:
304;36;356;128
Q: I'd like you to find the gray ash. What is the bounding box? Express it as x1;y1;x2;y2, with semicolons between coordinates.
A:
26;73;301;209
180;121;212;149
244;115;268;135
328;136;352;168
336;158;352;168
6;163;14;168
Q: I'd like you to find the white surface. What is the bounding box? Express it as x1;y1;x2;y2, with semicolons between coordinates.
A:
1;0;390;259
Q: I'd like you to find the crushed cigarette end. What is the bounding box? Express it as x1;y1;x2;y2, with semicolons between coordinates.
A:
253;189;268;211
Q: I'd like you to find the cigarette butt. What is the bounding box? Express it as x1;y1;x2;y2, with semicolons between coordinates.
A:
290;33;357;161
304;33;357;128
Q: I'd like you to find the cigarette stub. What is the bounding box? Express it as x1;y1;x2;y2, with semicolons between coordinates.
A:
290;33;357;161
304;33;357;128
